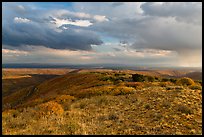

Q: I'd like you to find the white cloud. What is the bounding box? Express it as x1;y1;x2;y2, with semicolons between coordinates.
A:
50;17;92;27
49;9;108;23
14;17;31;23
2;48;28;57
62;26;68;30
93;15;109;22
17;5;25;10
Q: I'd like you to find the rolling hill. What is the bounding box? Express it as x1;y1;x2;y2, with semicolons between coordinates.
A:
2;68;202;135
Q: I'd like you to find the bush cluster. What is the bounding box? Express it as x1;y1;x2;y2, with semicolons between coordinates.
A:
132;74;145;82
132;74;158;82
76;85;135;98
176;77;195;86
34;101;64;116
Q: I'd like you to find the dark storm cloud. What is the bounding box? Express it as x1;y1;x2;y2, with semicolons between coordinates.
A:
2;3;103;51
3;21;103;50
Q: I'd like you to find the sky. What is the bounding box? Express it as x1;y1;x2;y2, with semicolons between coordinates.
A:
2;2;202;67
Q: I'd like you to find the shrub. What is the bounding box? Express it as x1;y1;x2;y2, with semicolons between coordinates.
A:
34;101;64;116
116;77;125;81
177;104;193;114
79;102;87;109
189;85;202;90
145;76;155;82
176;77;195;86
113;79;123;85
114;73;120;77
111;86;135;96
161;78;169;82
195;80;202;86
199;81;202;86
55;95;75;104
76;85;135;98
169;78;177;83
100;76;115;81
154;77;160;81
166;87;172;90
108;113;119;121
132;74;145;82
144;104;151;109
150;113;163;121
54;95;75;111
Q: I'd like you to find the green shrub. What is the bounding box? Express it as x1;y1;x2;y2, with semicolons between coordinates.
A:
176;77;195;86
162;78;169;82
169;78;177;83
100;76;115;81
189;85;202;90
132;74;145;82
145;76;155;82
195;80;202;86
144;104;151;109
199;81;202;86
154;77;160;81
114;73;120;77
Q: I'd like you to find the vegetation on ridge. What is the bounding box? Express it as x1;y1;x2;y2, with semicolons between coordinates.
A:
2;69;202;135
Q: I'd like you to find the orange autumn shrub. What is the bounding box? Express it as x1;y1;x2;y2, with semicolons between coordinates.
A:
176;77;195;86
34;101;64;117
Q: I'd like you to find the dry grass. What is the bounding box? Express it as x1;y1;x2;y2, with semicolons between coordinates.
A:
3;85;202;135
2;70;202;135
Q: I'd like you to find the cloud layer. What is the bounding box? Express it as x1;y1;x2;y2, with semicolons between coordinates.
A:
3;3;104;50
2;2;202;67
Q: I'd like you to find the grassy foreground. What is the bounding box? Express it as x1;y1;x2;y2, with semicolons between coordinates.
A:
2;71;202;135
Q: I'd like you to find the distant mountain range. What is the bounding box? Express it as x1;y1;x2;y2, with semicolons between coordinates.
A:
2;63;202;72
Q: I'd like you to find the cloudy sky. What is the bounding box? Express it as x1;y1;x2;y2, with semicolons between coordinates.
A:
2;2;202;67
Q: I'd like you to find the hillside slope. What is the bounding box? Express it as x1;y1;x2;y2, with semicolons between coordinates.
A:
2;70;202;135
182;72;202;81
